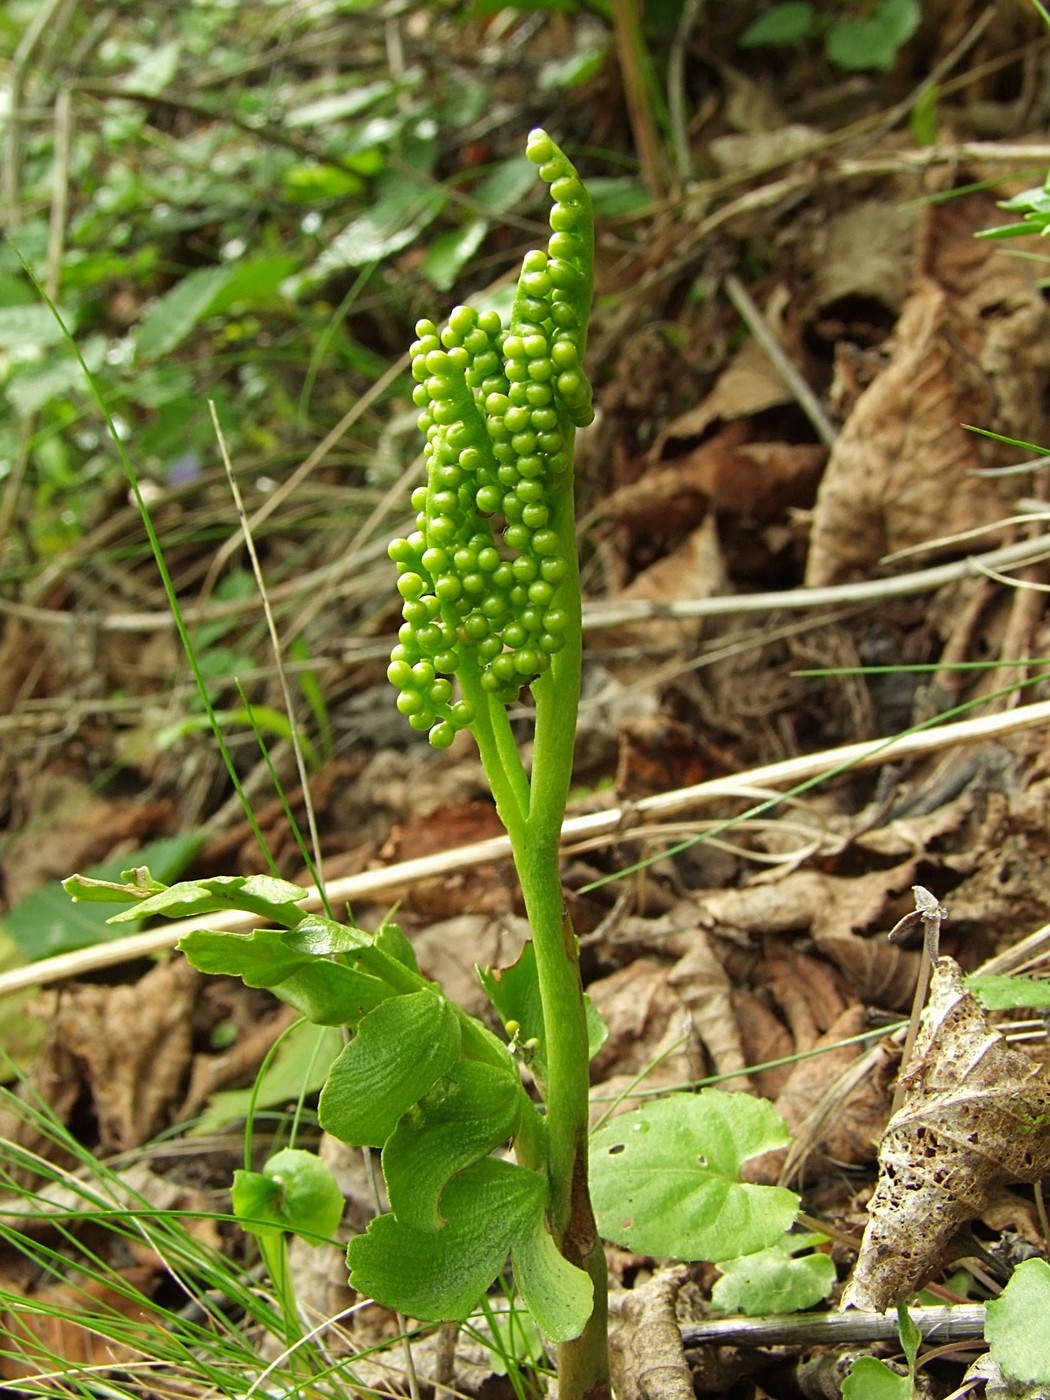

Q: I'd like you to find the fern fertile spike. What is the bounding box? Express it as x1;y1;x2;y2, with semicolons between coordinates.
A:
388;130;593;746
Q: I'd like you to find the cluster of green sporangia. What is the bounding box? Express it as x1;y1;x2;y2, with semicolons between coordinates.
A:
387;130;593;748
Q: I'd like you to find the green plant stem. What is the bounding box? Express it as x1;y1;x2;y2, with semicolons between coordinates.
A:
256;1233;301;1350
525;464;584;1238
457;649;530;839
504;467;609;1398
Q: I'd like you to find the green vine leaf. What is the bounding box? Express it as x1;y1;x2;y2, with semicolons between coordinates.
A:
841;1356;913;1400
109;873;308;926
318;988;460;1146
347;1157;546;1322
382;1059;526;1231
986;1258;1050;1385
589;1091;798;1262
179;925;392;1025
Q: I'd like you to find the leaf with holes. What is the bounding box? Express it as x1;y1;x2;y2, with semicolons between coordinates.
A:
843;958;1050;1311
589;1091;798;1262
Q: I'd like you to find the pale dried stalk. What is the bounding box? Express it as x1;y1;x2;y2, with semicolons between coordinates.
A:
4;695;1050;997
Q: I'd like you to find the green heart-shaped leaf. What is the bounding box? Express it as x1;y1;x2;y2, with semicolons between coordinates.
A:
589;1090;798;1262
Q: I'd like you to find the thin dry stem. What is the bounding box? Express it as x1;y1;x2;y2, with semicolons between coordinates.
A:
7;695;1050;996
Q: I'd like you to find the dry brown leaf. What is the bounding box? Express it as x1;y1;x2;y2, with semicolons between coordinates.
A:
608;432;821;534
589;959;701;1117
652;334;796;452
15;959;196;1155
178;1001;299;1125
619;511;728;608
732;989;795;1099
668;930;749;1089
748;1004;889;1185
379;799;515;918
708;124;821;173
413;913;528;1020
605;514;727;685
815;925;921;1012
920;190;1050;439
758;946;847;1046
615;714;721;798
604;422;750;533
699;858;920;950
806;279;1008;586
0;772;173;906
807;197;919;323
852;786;978;859
608;1266;694;1400
842;957;1050;1311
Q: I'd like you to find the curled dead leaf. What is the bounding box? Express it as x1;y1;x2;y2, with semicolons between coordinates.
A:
842;957;1050;1311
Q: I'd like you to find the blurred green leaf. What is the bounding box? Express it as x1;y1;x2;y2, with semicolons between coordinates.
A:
9;831;204;961
283;164;365;202
305;169;444;279
208;255;298;313
0;304;74;351
423;218;488;292
193;1022;343;1134
986;1258;1050;1384
286;81;398;128
125;38;182;94
539;42;608;89
826;0;920;72
740;3;816;47
137;266;238;360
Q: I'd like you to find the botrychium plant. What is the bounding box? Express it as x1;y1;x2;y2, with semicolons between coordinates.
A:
65;131;824;1400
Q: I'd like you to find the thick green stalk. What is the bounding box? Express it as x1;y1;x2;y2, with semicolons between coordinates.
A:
511;460;609;1399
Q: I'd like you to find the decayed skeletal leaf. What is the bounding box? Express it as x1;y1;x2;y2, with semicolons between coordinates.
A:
842;958;1050;1311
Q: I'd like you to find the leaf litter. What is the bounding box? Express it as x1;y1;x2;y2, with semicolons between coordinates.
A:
5;6;1050;1397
